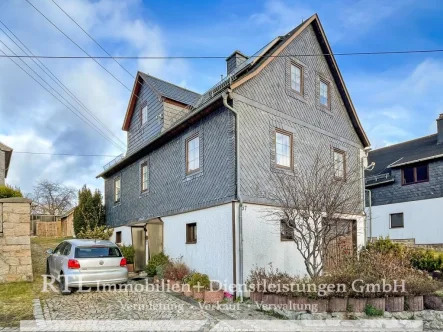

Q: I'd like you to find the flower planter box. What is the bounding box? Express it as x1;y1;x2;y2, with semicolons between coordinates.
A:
168;280;182;292
385;297;404;312
193;289;204;300
406;296;424;311
127;264;134;273
367;298;385;312
288;296;310;312
424;295;442;310
182;285;193;297
204;290;224;304
348;298;367;312
250;292;263;303
307;299;328;313
262;294;277;305
329;298;348;312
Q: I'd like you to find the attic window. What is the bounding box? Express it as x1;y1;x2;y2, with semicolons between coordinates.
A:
141;105;148;125
402;164;429;185
319;79;330;108
290;63;303;94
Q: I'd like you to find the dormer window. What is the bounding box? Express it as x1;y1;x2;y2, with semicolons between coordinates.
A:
402;164;429;185
141;105;148;125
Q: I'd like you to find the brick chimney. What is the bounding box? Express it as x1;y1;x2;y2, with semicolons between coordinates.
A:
226;50;248;76
438;114;443;144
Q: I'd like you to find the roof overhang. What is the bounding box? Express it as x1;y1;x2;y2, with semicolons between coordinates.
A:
390;154;443;168
97;95;224;179
231;14;370;148
122;72;144;131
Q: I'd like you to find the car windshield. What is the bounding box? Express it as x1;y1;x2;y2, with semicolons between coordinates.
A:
74;246;122;258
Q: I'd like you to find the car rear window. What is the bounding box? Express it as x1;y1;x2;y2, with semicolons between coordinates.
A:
74;246;122;258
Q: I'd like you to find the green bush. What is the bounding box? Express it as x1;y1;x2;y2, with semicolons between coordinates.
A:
146;252;170;277
188;272;210;290
0;185;22;199
410;249;443;272
364;304;383;316
119;245;135;264
77;225;113;240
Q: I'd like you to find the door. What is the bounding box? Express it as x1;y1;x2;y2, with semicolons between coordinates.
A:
146;219;163;260
132;227;147;272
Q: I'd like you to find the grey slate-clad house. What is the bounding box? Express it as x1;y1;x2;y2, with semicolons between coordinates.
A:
97;14;370;293
0;142;13;186
366;114;443;245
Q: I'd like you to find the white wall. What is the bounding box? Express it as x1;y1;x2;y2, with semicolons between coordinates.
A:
242;203;366;280
162;203;234;286
110;226;132;245
367;197;443;244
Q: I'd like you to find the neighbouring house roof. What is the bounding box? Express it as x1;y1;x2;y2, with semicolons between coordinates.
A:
367;134;443;176
0;141;13;178
100;13;370;178
61;206;77;218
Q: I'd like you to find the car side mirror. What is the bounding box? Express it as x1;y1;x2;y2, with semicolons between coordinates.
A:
46;249;54;255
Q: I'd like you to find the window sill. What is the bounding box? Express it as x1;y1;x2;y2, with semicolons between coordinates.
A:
390;226;404;229
402;180;429;186
186;241;197;244
280;238;294;242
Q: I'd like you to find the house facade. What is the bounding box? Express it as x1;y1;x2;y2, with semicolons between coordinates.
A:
365;114;443;245
98;14;370;293
0;142;12;186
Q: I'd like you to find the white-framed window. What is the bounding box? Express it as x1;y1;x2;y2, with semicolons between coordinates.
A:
320;79;330;107
141;105;148;125
114;177;121;203
141;161;148;192
290;63;303;94
275;129;292;169
333;149;345;179
186;134;200;174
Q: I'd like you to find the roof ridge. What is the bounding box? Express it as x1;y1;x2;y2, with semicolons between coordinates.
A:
370;134;437;152
140;72;201;96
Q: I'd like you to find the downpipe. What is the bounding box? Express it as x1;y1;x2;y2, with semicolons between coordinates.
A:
222;90;244;300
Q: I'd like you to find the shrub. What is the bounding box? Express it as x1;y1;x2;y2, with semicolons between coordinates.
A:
246;264;294;295
364;304;383;316
146;252;170;277
410;249;443;272
0;185;22;199
120;245;135;264
183;272;195;285
163;258;190;282
77;225;113;240
189;272;210;290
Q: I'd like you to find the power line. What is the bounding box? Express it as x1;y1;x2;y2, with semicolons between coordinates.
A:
1;49;443;60
14;151;119;157
0;20;126;149
50;0;134;79
0;48;125;152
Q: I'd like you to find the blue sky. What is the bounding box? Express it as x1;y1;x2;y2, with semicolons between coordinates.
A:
1;0;443;194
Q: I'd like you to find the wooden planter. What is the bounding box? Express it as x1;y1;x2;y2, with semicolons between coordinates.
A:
182;285;193;297
406;296;424;311
168;280;181;292
348;298;367;312
424;295;442;310
367;298;385;312
329;298;348;312
307;298;328;313
193;289;204;300
204;290;224;304
127;264;134;272
386;297;404;312
289;297;310;312
250;291;263;303
262;293;276;305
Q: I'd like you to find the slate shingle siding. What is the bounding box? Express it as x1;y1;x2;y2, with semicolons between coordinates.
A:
0;150;5;185
105;106;236;227
370;159;443;206
233;25;363;208
127;82;164;155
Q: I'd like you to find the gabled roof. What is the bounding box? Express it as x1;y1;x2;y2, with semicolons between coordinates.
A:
122;72;201;131
0;141;12;178
367;134;443;176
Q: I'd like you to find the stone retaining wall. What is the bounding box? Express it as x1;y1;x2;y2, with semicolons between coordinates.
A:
0;197;33;282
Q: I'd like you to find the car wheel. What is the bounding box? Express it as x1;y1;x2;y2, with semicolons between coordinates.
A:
59;274;72;295
116;283;127;289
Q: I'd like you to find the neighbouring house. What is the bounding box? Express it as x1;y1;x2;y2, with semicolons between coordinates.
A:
365;114;443;247
0;142;12;186
97;14;370;291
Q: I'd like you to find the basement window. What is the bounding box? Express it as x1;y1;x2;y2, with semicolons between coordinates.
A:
390;213;404;229
402;164;429;185
186;223;197;244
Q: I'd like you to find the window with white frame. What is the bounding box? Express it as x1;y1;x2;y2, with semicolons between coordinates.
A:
275;129;292;169
141;105;148;125
114;177;121;203
320;79;330;108
333;149;345;179
290;63;303;94
186;134;200;174
141;161;148;192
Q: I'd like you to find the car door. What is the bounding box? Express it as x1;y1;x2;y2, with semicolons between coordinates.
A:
52;242;67;278
48;242;65;276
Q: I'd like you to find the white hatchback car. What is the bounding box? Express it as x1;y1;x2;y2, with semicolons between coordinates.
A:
46;239;128;294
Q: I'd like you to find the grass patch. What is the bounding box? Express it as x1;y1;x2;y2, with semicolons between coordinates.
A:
0;237;71;326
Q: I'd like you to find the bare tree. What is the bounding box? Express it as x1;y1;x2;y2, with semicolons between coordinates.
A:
30;180;76;215
267;152;363;278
